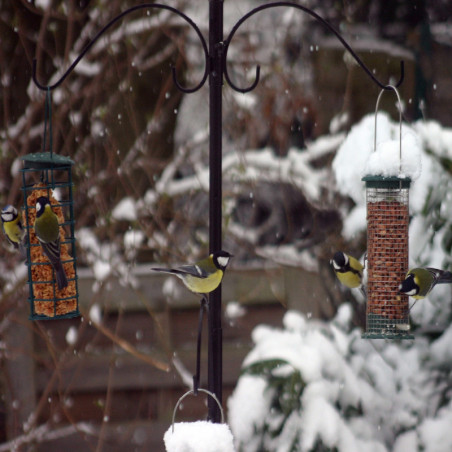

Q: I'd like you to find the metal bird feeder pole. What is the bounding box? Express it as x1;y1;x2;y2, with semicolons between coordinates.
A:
208;0;224;423
31;1;405;422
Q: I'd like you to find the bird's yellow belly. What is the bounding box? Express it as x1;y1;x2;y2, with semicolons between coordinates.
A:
184;271;223;294
337;272;361;288
4;220;21;243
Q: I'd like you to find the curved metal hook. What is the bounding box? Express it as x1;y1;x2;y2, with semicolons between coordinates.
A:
32;3;208;93
223;1;404;93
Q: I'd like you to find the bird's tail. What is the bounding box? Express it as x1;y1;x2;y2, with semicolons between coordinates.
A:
54;260;68;290
19;241;27;261
40;241;68;290
151;267;184;276
436;270;452;284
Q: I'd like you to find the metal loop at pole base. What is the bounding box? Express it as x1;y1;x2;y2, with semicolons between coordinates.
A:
171;388;225;432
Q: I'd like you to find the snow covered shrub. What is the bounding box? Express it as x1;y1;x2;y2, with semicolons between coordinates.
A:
229;116;452;452
228;307;435;452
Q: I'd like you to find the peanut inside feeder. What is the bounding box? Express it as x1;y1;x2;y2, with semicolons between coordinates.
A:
362;176;413;339
21;152;80;320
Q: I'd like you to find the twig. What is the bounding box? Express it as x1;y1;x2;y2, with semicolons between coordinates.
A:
84;311;171;372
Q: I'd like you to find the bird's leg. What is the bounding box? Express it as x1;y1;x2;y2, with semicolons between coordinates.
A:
193;295;208;395
407;298;418;313
359;286;367;300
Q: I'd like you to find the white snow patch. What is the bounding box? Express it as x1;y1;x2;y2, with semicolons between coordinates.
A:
65;326;78;346
88;304;102;324
93;260;111;281
112;197;137;221
225;301;246;321
164;421;235;452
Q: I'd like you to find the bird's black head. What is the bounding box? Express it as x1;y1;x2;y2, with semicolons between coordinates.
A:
331;251;347;270
1;205;18;223
399;273;418;296
36;196;51;218
213;250;233;271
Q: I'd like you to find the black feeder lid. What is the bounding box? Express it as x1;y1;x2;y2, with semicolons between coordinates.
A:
21;152;74;169
362;175;411;189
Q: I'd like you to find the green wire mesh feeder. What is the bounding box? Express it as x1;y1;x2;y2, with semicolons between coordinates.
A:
362;86;413;340
20;91;79;320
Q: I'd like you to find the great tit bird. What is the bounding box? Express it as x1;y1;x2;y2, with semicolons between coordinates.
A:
151;251;232;297
331;251;366;296
34;196;68;290
399;267;452;299
1;205;25;257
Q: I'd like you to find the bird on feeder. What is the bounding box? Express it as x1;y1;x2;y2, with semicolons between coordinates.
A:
34;196;68;290
1;205;26;258
399;267;452;299
330;251;366;297
152;250;233;301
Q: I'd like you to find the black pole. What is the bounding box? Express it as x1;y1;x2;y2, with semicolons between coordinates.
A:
207;0;224;423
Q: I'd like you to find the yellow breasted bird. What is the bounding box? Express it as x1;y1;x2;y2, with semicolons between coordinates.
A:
331;251;366;296
1;205;25;257
399;267;452;299
34;196;68;290
152;251;232;298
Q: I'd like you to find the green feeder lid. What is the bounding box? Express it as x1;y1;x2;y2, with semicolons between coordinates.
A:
362;175;411;189
21;152;74;169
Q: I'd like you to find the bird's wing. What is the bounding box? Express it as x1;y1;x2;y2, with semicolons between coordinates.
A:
39;238;61;265
427;267;452;284
175;264;209;278
152;265;208;279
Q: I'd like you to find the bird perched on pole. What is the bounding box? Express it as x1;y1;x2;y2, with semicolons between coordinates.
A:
34;196;68;290
152;250;232;394
1;205;25;257
151;250;233;299
399;267;452;299
330;251;366;297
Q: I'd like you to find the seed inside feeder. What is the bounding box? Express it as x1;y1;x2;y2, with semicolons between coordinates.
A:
362;176;413;339
24;184;78;317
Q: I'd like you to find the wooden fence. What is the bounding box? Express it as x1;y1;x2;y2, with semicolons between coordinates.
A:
1;265;330;451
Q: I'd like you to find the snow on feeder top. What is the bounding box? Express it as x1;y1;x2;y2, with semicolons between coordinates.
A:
164;389;235;452
20;91;79;320
362;86;420;340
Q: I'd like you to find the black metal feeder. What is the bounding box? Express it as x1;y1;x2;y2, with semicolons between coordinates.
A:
362;86;413;339
20;151;79;320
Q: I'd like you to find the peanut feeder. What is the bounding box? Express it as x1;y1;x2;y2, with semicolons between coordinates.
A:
361;85;414;339
362;175;413;339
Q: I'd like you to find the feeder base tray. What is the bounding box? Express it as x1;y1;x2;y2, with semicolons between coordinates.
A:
362;313;414;340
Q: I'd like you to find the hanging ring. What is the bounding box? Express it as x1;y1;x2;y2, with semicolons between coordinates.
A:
171;388;225;432
374;84;403;173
